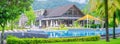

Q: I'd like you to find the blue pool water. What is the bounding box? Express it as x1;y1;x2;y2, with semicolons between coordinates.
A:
46;28;120;38
3;28;120;38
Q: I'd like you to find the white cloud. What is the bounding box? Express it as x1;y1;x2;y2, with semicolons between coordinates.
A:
37;0;47;1
68;0;87;4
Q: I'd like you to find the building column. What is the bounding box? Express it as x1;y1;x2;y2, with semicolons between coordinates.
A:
53;20;56;27
55;20;58;26
46;20;49;27
39;20;42;26
50;20;53;27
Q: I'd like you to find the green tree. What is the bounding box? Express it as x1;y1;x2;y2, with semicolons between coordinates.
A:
73;21;80;27
25;6;36;28
10;15;20;30
0;0;33;44
89;0;120;41
104;0;109;42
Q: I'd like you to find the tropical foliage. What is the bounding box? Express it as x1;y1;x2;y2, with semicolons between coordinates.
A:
25;6;36;27
88;0;120;41
0;0;33;44
89;0;120;25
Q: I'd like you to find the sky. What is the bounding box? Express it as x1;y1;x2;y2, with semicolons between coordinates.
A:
68;0;87;4
37;0;47;1
37;0;88;4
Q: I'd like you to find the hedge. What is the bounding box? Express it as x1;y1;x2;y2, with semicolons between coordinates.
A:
84;24;101;28
7;36;100;44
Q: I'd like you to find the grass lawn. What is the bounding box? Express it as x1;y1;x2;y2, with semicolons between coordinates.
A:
41;38;120;44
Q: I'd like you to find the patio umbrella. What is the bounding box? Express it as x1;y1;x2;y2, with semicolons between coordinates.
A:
77;14;103;28
77;14;102;21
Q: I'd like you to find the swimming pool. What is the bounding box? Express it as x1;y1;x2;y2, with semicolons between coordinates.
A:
46;28;120;38
4;28;120;38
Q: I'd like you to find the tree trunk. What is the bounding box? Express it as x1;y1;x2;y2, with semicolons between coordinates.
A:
31;21;34;28
10;21;14;30
104;0;110;42
1;23;5;44
30;21;32;28
113;10;117;39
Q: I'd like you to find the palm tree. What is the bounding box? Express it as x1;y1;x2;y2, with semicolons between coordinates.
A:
104;0;120;39
114;9;120;39
89;0;120;40
89;0;110;42
113;11;116;39
104;0;109;42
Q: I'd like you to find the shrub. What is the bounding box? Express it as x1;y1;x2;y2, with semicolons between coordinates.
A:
60;24;65;28
84;24;101;28
73;21;80;27
7;36;100;44
59;24;68;30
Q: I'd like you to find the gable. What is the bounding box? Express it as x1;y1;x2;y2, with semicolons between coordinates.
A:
43;4;84;17
45;4;75;17
62;5;84;17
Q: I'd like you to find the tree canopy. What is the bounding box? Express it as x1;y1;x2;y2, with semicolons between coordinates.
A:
89;0;120;24
0;0;34;44
25;6;36;26
0;0;33;25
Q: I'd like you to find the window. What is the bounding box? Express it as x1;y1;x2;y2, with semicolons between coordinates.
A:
68;9;72;15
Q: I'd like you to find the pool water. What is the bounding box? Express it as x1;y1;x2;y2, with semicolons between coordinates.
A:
46;28;120;38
